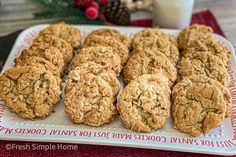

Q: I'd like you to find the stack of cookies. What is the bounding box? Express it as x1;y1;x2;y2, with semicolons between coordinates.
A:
123;28;179;86
117;28;179;132
172;24;232;136
0;23;81;120
64;29;131;127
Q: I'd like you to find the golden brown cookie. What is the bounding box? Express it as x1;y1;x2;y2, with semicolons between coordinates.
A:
123;50;177;87
136;74;171;96
178;51;230;86
173;75;232;118
132;28;179;65
15;56;61;77
178;24;213;50
0;66;62;120
72;46;122;76
132;36;179;65
64;71;117;127
117;74;170;132
172;75;227;136
86;28;131;49
70;62;120;96
15;44;65;75
132;28;178;47
168;34;178;47
33;35;73;65
83;35;129;65
182;38;231;67
39;23;81;49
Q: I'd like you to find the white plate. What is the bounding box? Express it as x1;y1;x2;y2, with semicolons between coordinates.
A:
1;24;236;156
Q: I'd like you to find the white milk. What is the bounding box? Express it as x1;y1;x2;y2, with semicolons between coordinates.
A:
153;0;195;29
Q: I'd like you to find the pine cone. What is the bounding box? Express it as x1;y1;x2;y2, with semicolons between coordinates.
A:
104;0;131;26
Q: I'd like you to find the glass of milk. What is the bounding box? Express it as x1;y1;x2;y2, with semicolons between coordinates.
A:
153;0;195;29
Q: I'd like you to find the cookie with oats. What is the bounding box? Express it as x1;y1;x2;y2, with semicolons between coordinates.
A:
178;24;213;50
15;44;65;75
39;23;81;49
70;62;120;96
173;75;232;118
86;28;131;49
123;50;177;87
0;66;62;120
137;74;171;97
72;46;122;76
178;51;230;86
132;36;179;65
132;28;178;47
83;35;129;65
64;72;117;127
172;75;227;136
15;56;61;77
182;38;231;67
33;35;73;64
117;74;170;132
132;28;179;65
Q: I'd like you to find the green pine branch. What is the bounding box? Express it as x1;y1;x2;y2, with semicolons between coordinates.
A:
31;0;103;24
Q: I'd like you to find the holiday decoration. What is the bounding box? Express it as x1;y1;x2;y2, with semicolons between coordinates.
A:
104;0;131;25
100;0;109;6
32;0;150;25
122;0;153;12
32;0;103;24
90;1;99;8
74;0;94;8
123;0;153;12
86;6;99;19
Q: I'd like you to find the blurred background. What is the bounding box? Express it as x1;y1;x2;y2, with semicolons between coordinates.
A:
0;0;235;44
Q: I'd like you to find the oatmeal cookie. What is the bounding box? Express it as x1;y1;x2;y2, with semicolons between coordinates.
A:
64;72;117;127
0;66;62;120
178;24;213;50
15;56;61;77
72;46;122;76
173;75;231;118
132;28;178;47
136;74;171;96
168;34;178;47
70;62;120;96
83;35;129;65
117;74;170;132
182;38;231;67
33;35;73;64
132;36;179;65
39;23;81;49
172;75;227;136
123;50;177;87
178;51;230;86
14;44;65;75
86;28;131;49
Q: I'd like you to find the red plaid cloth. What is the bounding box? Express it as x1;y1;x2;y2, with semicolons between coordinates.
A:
0;10;231;157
